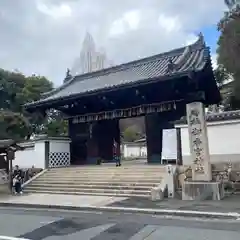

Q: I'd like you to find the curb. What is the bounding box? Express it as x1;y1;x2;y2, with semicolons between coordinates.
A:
0;202;239;220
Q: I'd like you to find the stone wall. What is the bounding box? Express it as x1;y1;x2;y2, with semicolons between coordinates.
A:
177;162;240;190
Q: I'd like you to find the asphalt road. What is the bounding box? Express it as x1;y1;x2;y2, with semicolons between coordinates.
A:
1;207;240;240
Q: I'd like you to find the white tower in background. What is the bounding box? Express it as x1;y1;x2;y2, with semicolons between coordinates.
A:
70;32;113;76
80;32;95;73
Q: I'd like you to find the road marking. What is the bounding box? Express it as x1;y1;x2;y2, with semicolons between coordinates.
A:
0;236;30;240
39;220;57;225
0;207;103;215
130;225;158;240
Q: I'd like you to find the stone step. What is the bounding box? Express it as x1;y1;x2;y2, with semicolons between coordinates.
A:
31;181;158;187
39;172;162;176
44;174;164;179
25;166;165;198
46;172;163;176
25;186;150;195
41;173;163;178
48;169;165;172
49;166;165;170
29;182;155;190
37;177;162;183
23;189;149;198
40;173;163;178
47;170;165;174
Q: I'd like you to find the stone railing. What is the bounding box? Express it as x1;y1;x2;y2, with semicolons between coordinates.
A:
151;165;176;201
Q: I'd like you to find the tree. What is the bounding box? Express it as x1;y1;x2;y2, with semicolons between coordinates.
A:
0;69;26;111
42;110;68;137
214;65;231;87
217;1;240;108
224;0;239;9
22;75;53;103
0;70;54;140
0;110;31;140
21;75;53;134
122;126;141;142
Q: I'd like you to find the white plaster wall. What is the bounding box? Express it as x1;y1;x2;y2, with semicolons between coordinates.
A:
178;120;240;165
49;141;70;153
140;146;147;157
14;139;72;170
14;147;35;169
123;144;141;158
122;129;177;159
49;139;71;168
14;141;46;169
34;141;46;168
122;145;147;158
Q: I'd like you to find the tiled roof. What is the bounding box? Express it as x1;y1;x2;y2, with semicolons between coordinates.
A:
176;110;240;125
25;34;211;108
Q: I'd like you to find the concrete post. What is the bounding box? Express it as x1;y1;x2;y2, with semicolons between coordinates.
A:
165;164;175;198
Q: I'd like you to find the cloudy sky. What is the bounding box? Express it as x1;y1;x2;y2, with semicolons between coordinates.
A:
0;0;226;86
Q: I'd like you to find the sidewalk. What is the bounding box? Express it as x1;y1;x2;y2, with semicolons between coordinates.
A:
0;193;240;219
107;194;240;213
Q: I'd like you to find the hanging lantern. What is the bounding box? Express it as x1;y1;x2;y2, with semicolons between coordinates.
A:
120;110;123;117
89;123;93;138
104;112;107;119
173;101;176;110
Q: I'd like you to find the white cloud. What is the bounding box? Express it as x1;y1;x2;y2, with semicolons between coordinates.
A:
109;10;140;36
37;1;72;19
185;34;199;46
0;0;226;85
158;14;181;34
124;10;140;30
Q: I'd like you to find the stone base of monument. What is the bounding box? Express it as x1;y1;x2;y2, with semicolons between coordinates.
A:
182;180;225;200
0;184;11;195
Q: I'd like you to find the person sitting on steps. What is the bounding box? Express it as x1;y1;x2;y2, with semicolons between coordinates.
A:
13;174;23;195
113;139;121;167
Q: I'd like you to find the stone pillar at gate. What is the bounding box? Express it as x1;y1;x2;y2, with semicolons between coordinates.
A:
145;114;163;164
186;102;212;181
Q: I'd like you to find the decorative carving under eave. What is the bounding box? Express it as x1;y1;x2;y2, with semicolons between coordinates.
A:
167;59;176;73
197;32;206;47
63;68;72;83
71;100;178;124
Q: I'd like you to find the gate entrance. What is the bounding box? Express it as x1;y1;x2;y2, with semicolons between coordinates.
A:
25;35;220;165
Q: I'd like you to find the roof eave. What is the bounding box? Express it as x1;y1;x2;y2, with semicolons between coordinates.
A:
24;70;195;111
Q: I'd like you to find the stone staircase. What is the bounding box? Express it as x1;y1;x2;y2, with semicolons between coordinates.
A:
24;165;166;198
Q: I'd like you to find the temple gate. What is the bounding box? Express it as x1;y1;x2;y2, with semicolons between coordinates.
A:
25;34;220;167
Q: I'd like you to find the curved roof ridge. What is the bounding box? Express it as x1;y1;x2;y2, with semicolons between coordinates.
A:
41;34;206;99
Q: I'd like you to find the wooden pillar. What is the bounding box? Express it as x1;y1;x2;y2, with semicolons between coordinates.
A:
86;122;100;164
145;114;163;164
69;119;88;165
186;102;212;181
86;120;120;164
98;120;120;162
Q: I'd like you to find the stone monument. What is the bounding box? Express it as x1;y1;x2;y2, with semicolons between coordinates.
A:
182;102;224;200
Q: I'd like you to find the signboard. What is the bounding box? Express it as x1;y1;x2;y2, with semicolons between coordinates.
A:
162;129;177;160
